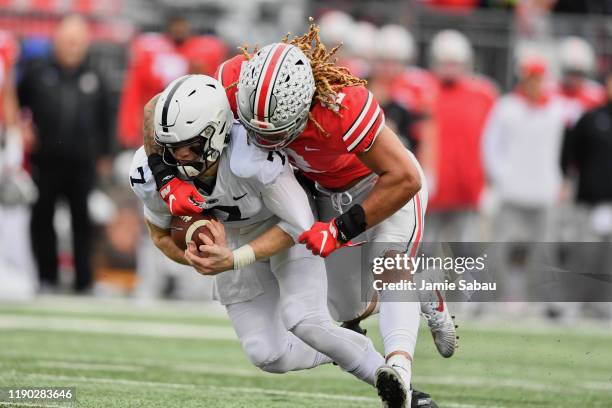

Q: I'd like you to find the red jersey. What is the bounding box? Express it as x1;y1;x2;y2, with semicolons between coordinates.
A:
117;33;227;148
0;30;18;124
428;74;497;211
391;67;437;114
216;55;384;189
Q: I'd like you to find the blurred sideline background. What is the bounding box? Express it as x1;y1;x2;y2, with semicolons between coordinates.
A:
0;0;611;324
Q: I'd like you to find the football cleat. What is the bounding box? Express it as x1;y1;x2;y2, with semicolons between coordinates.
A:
411;389;438;408
376;365;410;408
421;290;457;358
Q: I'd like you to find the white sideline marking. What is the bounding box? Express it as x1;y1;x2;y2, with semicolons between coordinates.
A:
0;315;237;341
0;402;72;408
418;375;555;392
24;373;506;407
582;381;612;391
35;361;142;373
8;355;612;396
26;373;377;403
0;294;227;319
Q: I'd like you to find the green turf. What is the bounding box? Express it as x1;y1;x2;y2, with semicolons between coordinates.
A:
0;299;611;407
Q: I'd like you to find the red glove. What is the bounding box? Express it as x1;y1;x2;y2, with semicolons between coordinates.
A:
298;219;351;258
159;177;204;215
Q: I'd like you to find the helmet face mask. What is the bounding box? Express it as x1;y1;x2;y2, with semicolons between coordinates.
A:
158;123;230;180
154;75;233;180
240;107;308;150
237;43;315;151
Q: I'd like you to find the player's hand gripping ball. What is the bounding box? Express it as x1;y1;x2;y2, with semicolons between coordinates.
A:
170;212;216;251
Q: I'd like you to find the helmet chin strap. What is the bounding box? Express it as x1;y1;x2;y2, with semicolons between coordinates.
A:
199;159;220;179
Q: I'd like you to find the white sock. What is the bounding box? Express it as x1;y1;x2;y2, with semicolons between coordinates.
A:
386;354;412;389
378;290;420;360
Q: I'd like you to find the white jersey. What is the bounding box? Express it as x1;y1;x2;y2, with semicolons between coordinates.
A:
130;123;313;241
130;123;316;304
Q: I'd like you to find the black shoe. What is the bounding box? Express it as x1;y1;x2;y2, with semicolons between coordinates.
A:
341;320;367;336
375;365;408;407
412;388;438;408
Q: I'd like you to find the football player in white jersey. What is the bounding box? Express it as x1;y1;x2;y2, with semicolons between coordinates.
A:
129;74;391;394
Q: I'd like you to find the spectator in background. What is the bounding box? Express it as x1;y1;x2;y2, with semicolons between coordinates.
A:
556;36;605;123
0;30;37;299
482;57;566;299
559;71;612;318
561;71;612;236
423;30;497;243
18;15;111;293
368;24;422;150
117;14;227;148
483;57;565;238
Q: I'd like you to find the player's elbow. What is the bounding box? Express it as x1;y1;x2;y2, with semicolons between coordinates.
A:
397;166;421;200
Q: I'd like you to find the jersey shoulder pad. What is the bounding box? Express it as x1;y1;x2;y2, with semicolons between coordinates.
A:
318;85;385;154
228;124;286;185
128;147;157;202
129;147;172;228
215;55;246;117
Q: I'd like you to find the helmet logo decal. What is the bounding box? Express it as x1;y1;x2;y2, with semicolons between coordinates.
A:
254;43;290;121
161;75;190;127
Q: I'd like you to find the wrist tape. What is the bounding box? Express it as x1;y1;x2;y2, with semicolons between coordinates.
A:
232;244;256;270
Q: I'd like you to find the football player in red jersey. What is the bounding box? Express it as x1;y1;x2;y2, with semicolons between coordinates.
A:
117;15;227;148
142;23;455;408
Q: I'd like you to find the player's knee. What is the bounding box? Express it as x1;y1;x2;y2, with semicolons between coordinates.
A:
241;335;284;372
290;314;333;348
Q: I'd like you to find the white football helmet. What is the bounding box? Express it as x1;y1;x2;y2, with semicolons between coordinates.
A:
345;21;377;59
237;43;315;150
559;36;596;75
318;10;354;46
430;29;473;67
154;74;233;179
376;24;415;63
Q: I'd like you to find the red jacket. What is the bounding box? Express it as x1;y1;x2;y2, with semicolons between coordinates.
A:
0;30;18;123
428;75;498;211
117;33;227;148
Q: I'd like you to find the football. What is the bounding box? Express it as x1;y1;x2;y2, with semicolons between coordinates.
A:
170;212;216;251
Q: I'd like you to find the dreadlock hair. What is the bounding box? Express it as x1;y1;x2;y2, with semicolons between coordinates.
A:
237;18;367;135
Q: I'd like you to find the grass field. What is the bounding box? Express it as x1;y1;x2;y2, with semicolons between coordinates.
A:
0;296;611;408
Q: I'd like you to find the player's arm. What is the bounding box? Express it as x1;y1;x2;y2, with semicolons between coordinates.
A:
143;94;162;156
357;125;422;227
186;163;312;275
145;218;189;265
299;125;422;257
185;222;294;276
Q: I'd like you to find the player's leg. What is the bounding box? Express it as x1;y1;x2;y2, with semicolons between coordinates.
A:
271;245;385;386
30;165;61;289
64;166;94;292
225;263;331;373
